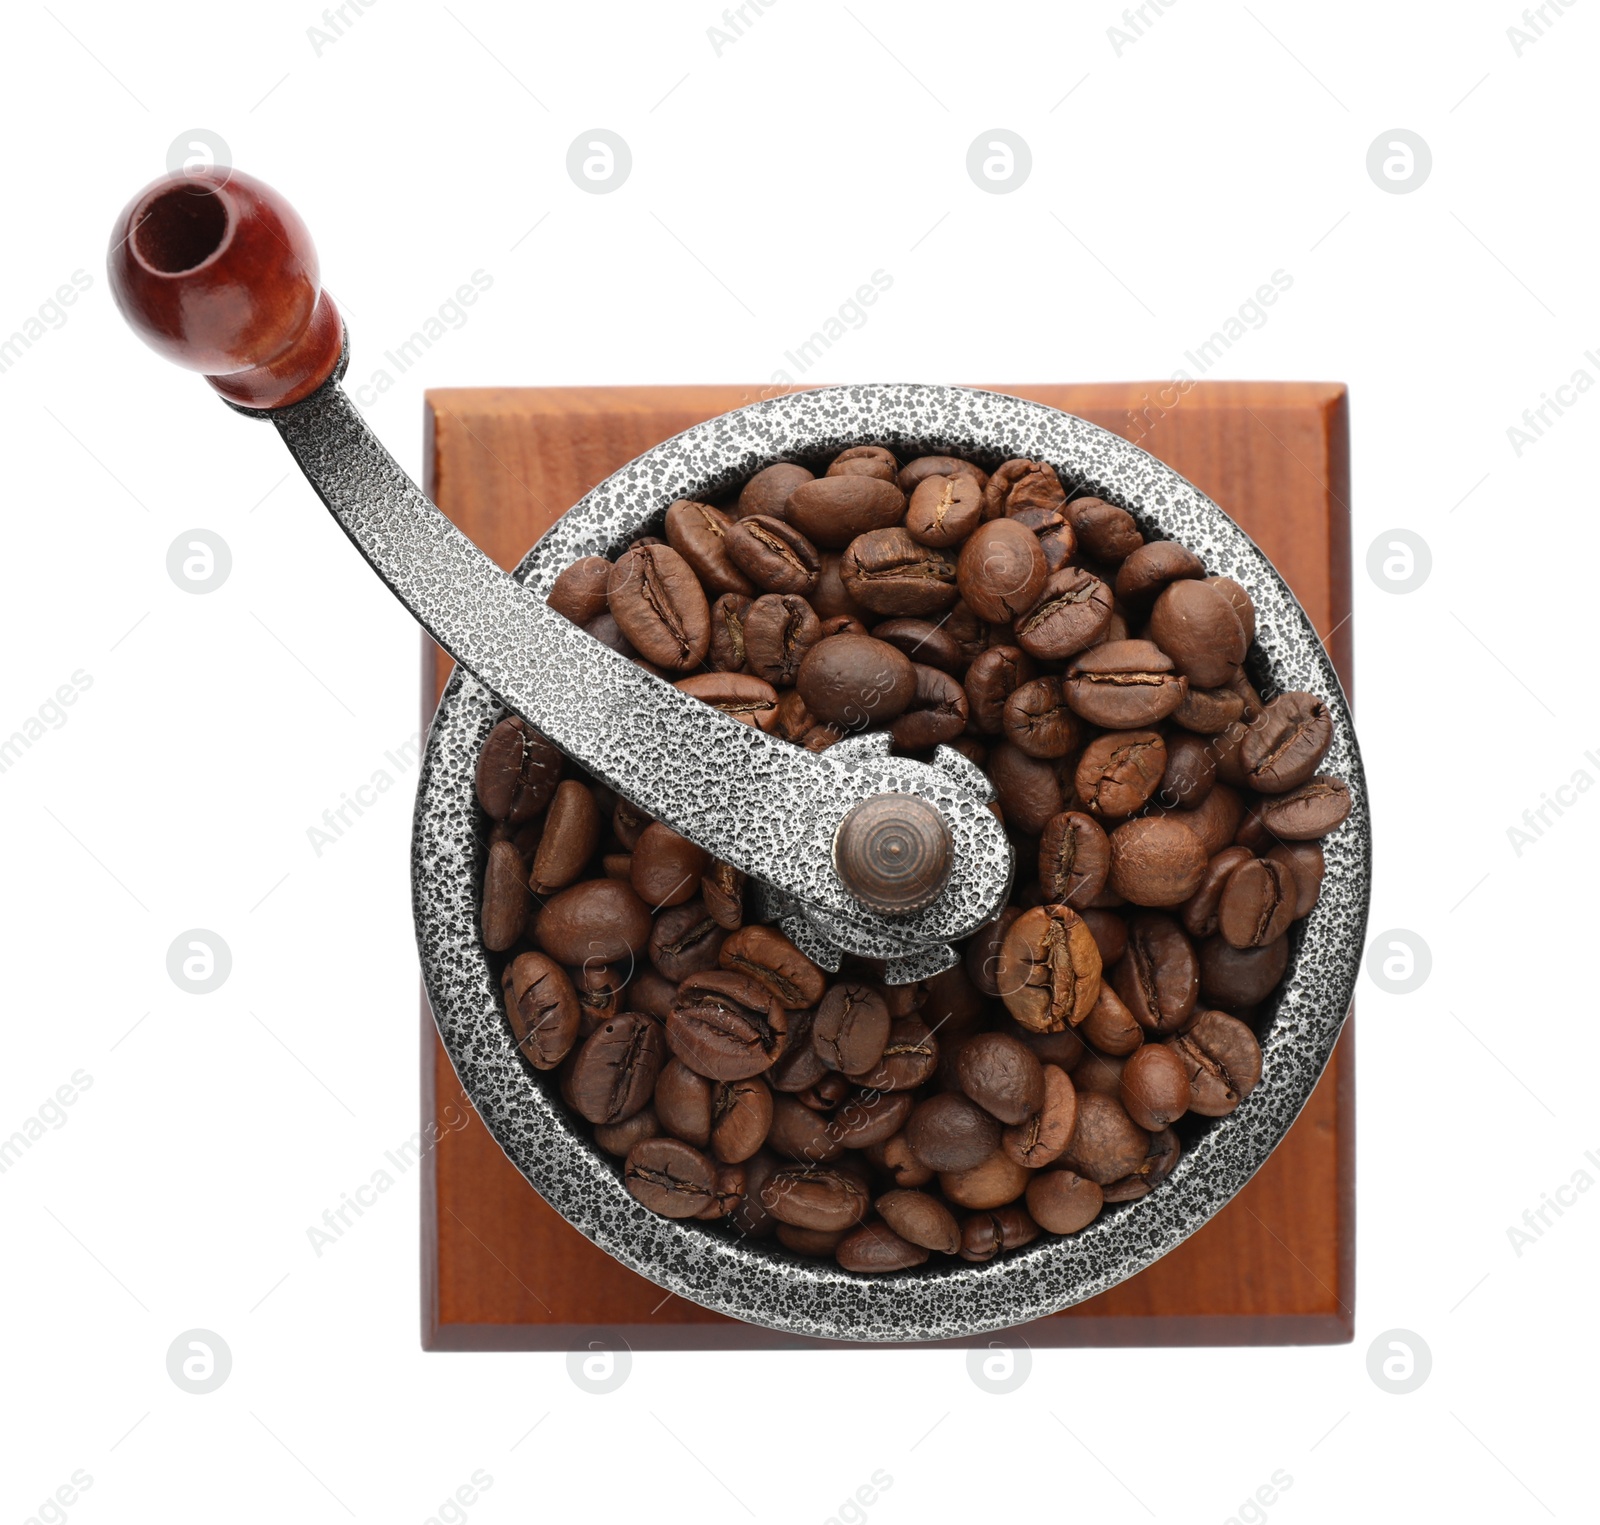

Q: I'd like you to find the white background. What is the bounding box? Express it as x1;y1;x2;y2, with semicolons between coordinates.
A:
1;1;1593;1521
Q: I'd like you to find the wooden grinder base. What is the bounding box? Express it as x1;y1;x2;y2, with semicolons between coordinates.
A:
419;382;1354;1350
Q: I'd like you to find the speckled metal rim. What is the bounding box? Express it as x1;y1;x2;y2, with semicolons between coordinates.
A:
411;383;1370;1344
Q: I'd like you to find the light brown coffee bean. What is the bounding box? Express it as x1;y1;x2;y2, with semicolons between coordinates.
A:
547;555;613;625
1025;1168;1104;1233
875;1188;960;1253
957;1031;1046;1126
482;838;530;952
786;474;907;548
529;779;602;894
1003;677;1079;758
1119;1043;1190;1130
906;472;985;548
812;983;891;1074
1001;1063;1077;1168
719;924;826;1009
1060;1091;1150;1185
996;904;1103;1033
710;1076;773;1163
667;971;789;1081
664;499;757;596
1108;816;1209;907
1168;1009;1263;1116
1038;811;1111;908
630;821;710;909
501;952;580;1069
737;461;814;519
673;672;782;731
1075;730;1168;820
1147;578;1247;689
939;1151;1031;1210
1259;776;1351;839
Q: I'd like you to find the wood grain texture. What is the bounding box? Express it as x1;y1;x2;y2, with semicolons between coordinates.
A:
419;382;1354;1350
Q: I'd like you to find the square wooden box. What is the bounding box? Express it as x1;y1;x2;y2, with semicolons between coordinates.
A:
419;382;1354;1350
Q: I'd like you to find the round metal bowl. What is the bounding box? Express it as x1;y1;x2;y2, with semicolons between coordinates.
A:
411;383;1370;1343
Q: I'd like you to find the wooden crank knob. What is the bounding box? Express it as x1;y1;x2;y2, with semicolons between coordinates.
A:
107;167;343;410
833;794;953;916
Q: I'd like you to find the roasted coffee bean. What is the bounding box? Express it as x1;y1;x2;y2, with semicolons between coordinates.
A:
648;900;726;982
547;555;613;625
890;664;970;749
664;499;757;596
1076;730;1168;820
1025;1168;1104;1233
1169;783;1245;857
804;724;846;752
875;1188;960;1253
811;553;865;622
906;472;984;548
777;1223;848;1255
966;906;1022;996
836;1221;930;1272
1078;981;1143;1055
731;1149;782;1237
840;527;960;617
1102;1126;1182;1202
1114;538;1205;605
1064;640;1187;729
768;1009;828;1094
870;618;965;676
939;1151;1031;1210
573;963;628;1030
1071;1048;1128;1097
1111;913;1199;1035
594;1104;659;1157
1180;846;1254;939
1060;1091;1150;1185
736;594;818;686
898;454;987;496
719;924;826;1009
738;461;814;519
1240;692;1333;793
482;839;530;952
959;1205;1040;1262
997;904;1103;1033
631;822;710;909
1207;575;1256;645
673;672;781;731
867;1133;936;1188
708;592;752;671
612;797;650;851
724;514;822;595
624;1136;715;1217
1108;816;1209;907
905;1093;999;1171
768;1092;845;1163
1259;776;1351;839
785;474;906;548
668;971;788;1081
989;743;1066;835
1038;811;1111;908
529;780;602;894
812;982;890;1074
1002;1015;1086;1072
771;688;815;742
606;545;711;671
1148;578;1247;689
1158;731;1218;810
1168;1009;1263;1116
569;1015;667;1125
696;1161;747;1220
965;645;1036;734
1218;856;1297;948
476;716;561;823
583;610;636;657
827;1089;916;1149
1173;683;1246;733
629;969;680;1021
957;1031;1046;1125
1001;1063;1077;1168
1079;908;1129;968
764;1166;871;1231
957;518;1049;623
944;601;995;666
795;632;916;727
1119;1043;1190;1130
985;458;1066;519
848;1017;939;1091
1198;934;1289;1007
710;1075;773;1162
1267;840;1326;918
1036;520;1077;573
1064;496;1143;563
828;444;899;481
502;952;581;1069
1003;677;1078;758
654;1058;713;1146
1014;567;1114;659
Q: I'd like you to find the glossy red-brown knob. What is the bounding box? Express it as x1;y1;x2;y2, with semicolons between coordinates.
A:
108;168;343;410
834;794;953;915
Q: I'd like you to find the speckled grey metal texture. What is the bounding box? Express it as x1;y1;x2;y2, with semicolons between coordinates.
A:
411;383;1371;1344
274;385;1010;967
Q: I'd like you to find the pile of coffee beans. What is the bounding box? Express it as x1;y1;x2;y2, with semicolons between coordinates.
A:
476;444;1350;1275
